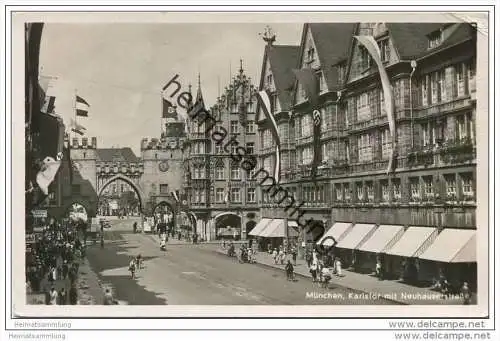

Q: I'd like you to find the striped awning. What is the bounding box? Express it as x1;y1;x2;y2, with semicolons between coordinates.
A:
335;223;377;250
419;229;476;263
248;218;273;236
316;222;353;246
260;219;300;238
357;225;405;253
385;226;439;258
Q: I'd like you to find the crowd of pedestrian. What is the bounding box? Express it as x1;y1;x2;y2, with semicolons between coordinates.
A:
25;218;86;305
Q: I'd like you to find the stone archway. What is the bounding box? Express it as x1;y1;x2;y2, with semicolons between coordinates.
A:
214;212;242;240
98;174;145;213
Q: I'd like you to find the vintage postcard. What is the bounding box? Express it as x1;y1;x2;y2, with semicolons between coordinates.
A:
10;10;491;322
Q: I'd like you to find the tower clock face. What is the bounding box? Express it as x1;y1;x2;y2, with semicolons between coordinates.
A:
159;161;169;172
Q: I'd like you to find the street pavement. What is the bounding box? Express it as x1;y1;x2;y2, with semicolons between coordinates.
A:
85;219;396;305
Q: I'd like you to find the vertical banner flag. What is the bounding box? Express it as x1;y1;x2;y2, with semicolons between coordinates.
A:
292;68;321;178
355;35;396;174
256;90;281;184
75;95;90;117
36;113;65;195
171;190;180;203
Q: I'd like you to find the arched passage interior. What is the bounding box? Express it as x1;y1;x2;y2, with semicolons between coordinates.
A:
214;212;242;240
97;174;144;216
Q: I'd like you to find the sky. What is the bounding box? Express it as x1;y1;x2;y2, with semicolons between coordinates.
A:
39;23;302;155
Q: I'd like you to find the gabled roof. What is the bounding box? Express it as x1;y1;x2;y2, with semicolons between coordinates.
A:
387;22;475;60
264;44;300;111
96;148;139;162
304;23;356;91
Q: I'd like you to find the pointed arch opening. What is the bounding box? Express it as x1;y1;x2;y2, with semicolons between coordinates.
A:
97;174;144;217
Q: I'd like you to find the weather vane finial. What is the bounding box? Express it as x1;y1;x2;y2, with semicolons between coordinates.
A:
260;25;276;45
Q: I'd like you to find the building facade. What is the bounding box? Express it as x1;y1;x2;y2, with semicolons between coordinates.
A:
184;67;260;241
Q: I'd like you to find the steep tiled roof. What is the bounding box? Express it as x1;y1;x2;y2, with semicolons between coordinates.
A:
96;148;139;162
388;23;475;60
267;45;300;111
308;23;357;92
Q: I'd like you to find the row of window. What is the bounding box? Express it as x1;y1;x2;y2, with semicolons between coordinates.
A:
191;187;257;204
277;112;474;166
332;172;474;203
191;120;256;135
191;165;257;180
190;172;474;205
192;141;256;155
259;172;474;205
420;61;475;107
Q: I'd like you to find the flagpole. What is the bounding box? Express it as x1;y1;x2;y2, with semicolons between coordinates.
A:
72;88;78;142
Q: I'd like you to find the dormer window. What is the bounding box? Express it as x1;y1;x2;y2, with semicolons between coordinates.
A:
377;38;390;62
428;30;443;49
315;71;324;92
267;74;273;86
337;62;346;84
360;46;372;70
307;46;315;64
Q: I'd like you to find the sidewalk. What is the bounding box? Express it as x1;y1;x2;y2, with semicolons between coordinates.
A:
26;258;105;305
76;258;104;305
214;248;475;305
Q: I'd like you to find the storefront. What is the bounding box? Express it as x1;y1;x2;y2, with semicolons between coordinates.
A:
356;225;405;276
417;228;477;290
384;226;439;283
248;218;273;251
250;218;299;252
334;223;377;269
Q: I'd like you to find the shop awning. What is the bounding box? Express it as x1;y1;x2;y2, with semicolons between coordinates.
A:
357;225;405;253
335;223;377;250
316;222;353;246
288;220;299;228
385;226;438;258
248;218;272;236
418;229;476;263
260;219;299;238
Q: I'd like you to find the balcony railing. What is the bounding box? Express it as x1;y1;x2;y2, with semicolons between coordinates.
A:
260;146;276;155
296;135;314;145
349;115;388;132
414;97;473;119
189;132;208;140
403;138;476;169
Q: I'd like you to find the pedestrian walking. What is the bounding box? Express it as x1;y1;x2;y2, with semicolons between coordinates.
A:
285;260;295;281
305;251;312;268
310;262;318;283
136;254;143;269
103;288;116;305
49;287;58;305
461;282;472;305
278;249;285;265
376;259;383;280
129;259;136;279
291;246;297;266
335;258;343;277
272;248;278;264
58;288;67;305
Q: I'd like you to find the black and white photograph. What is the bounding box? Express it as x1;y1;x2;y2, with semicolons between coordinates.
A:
7;8;494;330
